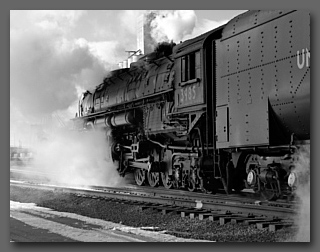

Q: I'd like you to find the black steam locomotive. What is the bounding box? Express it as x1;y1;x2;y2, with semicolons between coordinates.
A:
73;10;310;200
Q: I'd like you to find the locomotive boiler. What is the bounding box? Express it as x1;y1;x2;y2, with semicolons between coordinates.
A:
73;10;310;200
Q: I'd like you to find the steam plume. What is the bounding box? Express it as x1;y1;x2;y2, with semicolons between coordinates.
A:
10;11;138;127
149;10;197;42
31;128;125;187
292;145;310;242
145;10;228;44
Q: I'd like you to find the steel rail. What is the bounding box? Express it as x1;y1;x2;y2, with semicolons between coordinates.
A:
10;168;295;209
10;180;296;220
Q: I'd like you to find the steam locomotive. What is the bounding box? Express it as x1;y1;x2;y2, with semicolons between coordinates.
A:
73;10;310;200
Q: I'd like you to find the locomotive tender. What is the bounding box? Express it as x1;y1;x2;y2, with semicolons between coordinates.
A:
73;10;310;200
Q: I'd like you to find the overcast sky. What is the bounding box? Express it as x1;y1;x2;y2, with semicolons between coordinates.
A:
10;10;245;145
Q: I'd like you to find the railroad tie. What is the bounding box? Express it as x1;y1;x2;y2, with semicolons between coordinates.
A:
230;216;256;224
243;218;271;225
268;222;294;232
219;215;242;225
180;209;209;218
198;213;214;220
199;213;232;222
256;219;283;230
189;210;211;219
153;206;181;215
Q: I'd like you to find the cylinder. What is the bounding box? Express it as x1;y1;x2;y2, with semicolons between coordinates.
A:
259;169;276;184
110;111;135;127
105;116;112;128
94;118;108;128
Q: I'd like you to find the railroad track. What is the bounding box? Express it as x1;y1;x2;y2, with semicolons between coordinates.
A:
10;167;297;205
10;175;298;233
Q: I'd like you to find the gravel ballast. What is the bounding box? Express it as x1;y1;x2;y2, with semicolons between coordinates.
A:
10;185;298;242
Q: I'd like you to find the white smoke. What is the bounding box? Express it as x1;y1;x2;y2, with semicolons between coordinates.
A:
146;10;228;44
10;10;138;146
149;10;197;42
30;128;125;187
10;10;229;128
10;13;130;186
182;18;229;41
10;28;107;118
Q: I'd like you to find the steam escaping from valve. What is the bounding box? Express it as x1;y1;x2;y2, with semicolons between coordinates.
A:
291;145;310;242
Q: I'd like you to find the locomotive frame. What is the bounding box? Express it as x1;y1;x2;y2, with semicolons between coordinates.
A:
72;10;310;200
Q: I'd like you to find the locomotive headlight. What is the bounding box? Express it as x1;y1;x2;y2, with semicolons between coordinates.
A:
247;170;257;186
288;172;297;187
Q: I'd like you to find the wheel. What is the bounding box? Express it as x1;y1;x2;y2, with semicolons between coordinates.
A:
134;169;146;186
147;171;160;187
232;154;250;193
161;172;173;189
187;178;196;192
261;183;278;201
225;160;235;194
199;176;217;194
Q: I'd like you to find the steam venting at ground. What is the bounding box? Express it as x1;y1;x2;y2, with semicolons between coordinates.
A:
290;145;310;242
30;128;125;188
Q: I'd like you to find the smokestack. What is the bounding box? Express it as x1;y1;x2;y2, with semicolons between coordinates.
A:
137;14;145;55
136;12;158;55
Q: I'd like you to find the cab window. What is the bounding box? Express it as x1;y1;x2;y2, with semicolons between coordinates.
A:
181;50;201;82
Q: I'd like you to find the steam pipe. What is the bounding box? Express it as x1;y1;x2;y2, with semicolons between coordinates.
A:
147;139;205;152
